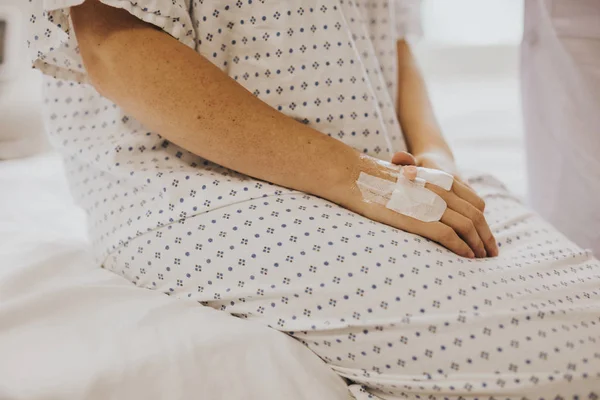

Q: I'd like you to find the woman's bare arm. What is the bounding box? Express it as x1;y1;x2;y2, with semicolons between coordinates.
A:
71;0;368;204
69;1;495;258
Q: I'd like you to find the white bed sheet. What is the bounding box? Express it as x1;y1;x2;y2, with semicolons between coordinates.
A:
0;153;350;400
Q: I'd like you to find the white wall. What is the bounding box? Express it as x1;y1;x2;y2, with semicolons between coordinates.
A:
422;0;524;46
415;0;526;197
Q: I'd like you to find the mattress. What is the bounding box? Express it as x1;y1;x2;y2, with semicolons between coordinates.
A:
0;153;350;400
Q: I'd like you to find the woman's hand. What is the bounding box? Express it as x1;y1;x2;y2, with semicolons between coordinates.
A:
424;177;498;258
338;154;498;259
392;150;497;257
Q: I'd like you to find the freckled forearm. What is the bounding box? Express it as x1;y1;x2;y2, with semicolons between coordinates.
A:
71;0;362;203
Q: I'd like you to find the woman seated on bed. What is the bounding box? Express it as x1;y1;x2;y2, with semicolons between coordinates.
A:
27;0;600;398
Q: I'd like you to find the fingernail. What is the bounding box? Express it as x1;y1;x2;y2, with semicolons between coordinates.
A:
468;251;475;259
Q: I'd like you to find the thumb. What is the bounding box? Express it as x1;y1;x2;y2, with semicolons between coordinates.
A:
391;151;417;166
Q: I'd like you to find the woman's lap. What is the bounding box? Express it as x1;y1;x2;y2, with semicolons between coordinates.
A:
104;176;600;399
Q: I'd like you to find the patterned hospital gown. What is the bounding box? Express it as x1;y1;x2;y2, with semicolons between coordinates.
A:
26;0;600;398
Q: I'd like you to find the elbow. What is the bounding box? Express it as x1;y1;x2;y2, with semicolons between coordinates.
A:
71;0;134;97
81;50;112;96
78;29;145;99
78;32;130;98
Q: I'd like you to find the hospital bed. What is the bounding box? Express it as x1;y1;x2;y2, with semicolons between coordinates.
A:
1;19;348;396
1;10;348;395
0;12;565;397
0;152;350;399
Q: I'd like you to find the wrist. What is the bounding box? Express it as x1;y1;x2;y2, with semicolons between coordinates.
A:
404;124;453;160
414;149;459;177
325;151;398;208
414;146;454;162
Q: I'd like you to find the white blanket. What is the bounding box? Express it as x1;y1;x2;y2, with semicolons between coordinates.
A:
0;153;350;400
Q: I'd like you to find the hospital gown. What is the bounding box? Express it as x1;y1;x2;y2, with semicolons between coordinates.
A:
26;0;600;398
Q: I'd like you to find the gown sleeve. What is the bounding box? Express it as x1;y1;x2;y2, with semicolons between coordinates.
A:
393;0;423;40
25;0;197;82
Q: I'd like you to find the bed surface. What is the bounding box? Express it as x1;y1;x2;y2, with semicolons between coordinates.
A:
0;153;350;400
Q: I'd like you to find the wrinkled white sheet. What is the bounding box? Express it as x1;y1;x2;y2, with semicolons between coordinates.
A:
0;153;350;400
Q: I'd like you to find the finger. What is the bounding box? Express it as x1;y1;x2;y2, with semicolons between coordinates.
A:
401;218;474;258
441;209;486;258
427;222;475;259
452;180;485;212
427;184;499;257
391;151;417;166
368;202;475;258
454;176;475;191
